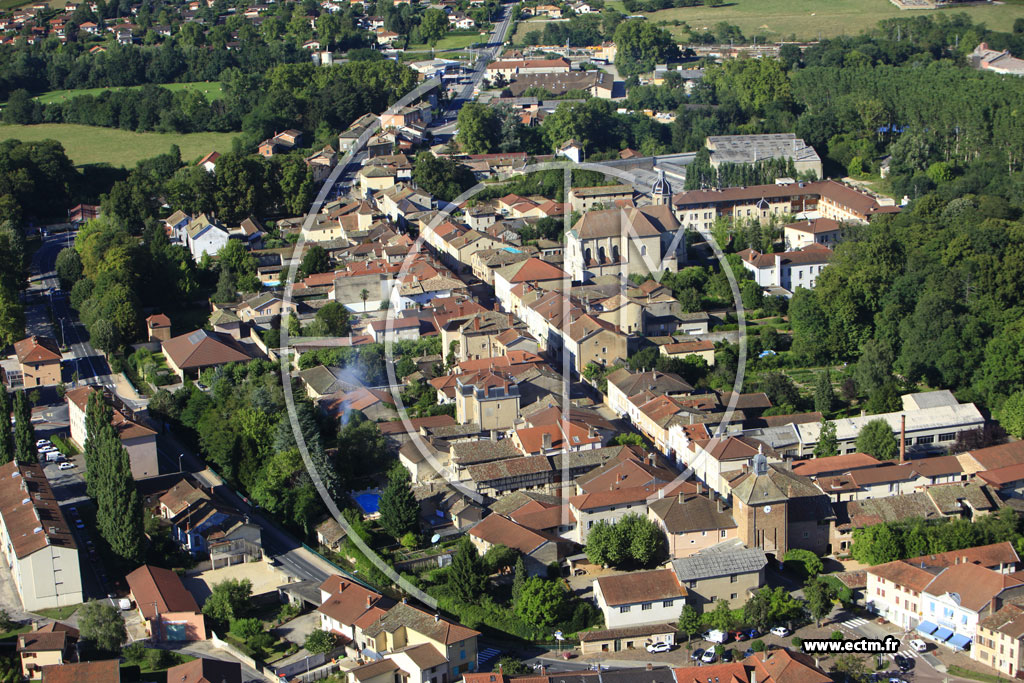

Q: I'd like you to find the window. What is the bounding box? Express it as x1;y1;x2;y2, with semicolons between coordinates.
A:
663;600;674;608
729;575;737;583
929;602;935;613
620;606;630;613
731;593;738;600
905;438;912;446
710;596;717;602
690;581;697;588
460;650;466;660
917;435;935;445
963;614;968;625
642;603;652;611
720;530;727;538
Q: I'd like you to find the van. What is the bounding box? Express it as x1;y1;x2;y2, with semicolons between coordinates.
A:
705;630;728;644
44;452;64;462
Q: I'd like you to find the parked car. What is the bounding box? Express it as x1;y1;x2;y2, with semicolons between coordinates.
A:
894;655;914;672
35;439;49;447
889;677;908;683
770;627;790;637
701;649;717;664
691;649;705;662
733;631;748;642
910;639;928;652
57;462;75;470
646;642;671;653
720;650;733;662
746;629;760;639
743;648;754;658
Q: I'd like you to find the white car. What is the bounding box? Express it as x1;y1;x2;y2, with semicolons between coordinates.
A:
646;642;671;653
35;439;49;446
701;649;717;663
57;462;75;470
910;639;928;652
770;627;790;637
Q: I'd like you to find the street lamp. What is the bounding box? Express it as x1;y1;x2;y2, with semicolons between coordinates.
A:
178;453;184;474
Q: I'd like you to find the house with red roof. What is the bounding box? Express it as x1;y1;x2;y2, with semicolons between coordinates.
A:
65;385;158;479
13;336;61;387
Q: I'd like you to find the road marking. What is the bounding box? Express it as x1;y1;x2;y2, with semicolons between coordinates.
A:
841;618;869;629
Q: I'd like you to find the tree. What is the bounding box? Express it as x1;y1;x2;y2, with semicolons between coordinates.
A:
1000;391;1024;439
12;392;34;464
613;20;679;76
419;8;449;46
782;549;823;579
831;654;869;683
804;577;834;627
299;245;331;278
202;579;253;625
378;464;419;540
813;418;838;458
359;288;370;312
743;589;772;632
456;102;501;154
678;604;703;642
855;418;897;460
514;577;569;629
447;537;486;602
814;370;836;415
612;433;643;446
412;152;475;202
482;544;518;574
0;389;10;466
705;600;736;632
55;248;84;290
305;629;338;654
78;601;126;654
495;657;532;675
315;302;351;336
512;555;527;605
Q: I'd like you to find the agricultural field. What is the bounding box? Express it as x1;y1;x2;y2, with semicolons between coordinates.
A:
406;30;489;51
0;123;238;168
513;17;557;43
644;0;1024;41
32;81;224;105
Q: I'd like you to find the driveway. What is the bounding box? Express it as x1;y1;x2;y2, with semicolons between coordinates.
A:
272;612;321;646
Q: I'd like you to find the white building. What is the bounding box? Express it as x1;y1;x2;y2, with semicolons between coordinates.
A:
737;244;832;293
593;568;686;629
0;462;83;611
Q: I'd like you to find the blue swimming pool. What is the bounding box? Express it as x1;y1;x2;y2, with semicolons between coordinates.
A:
354;492;381;515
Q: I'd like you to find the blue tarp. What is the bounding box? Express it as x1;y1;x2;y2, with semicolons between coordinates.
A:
949;633;972;650
934;627;954;642
916;621;939;635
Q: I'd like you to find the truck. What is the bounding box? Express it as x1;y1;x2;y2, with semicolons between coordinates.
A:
705;630;729;644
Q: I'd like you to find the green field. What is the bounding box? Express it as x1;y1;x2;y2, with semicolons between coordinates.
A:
34;81;224;105
645;0;1024;40
0;123;238;168
513;17;556;43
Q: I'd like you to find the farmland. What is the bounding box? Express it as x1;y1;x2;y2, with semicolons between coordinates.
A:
32;81;225;105
0;123;238;168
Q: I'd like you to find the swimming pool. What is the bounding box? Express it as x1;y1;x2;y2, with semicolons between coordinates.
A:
354;492;381;515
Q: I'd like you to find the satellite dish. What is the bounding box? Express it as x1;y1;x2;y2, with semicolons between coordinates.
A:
431;534;441;544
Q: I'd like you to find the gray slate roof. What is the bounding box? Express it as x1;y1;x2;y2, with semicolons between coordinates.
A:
671;542;768;582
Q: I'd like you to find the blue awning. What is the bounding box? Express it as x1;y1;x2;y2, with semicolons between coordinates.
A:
916;621;938;635
934;627;954;642
949;633;972;650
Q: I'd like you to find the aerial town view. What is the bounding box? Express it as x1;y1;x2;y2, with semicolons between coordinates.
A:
2;0;1024;680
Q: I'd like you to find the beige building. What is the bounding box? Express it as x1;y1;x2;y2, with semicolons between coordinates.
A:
565;314;628;374
18;621;78;679
594;569;686;629
648;488;738;559
13;336;61;387
0;462;82;611
660;338;715;366
565;205;681;283
65;387;159;480
454;370;521;432
783;217;843;251
975;604;1024;676
568;185;634;212
669;543;768;609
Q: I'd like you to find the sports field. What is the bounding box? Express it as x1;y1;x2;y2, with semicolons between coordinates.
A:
0;123;238;168
33;81;224;105
644;0;1024;40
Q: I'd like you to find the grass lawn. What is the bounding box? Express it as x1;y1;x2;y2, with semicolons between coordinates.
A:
644;0;1024;40
33;603;80;620
406;31;487;51
33;81;224;105
0;123;238;168
513;17;554;43
0;624;31;641
50;434;79;456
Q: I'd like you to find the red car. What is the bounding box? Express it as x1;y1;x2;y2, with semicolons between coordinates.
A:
733;631;748;642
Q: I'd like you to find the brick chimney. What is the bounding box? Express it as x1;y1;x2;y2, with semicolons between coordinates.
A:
542;432;552;451
900;414;906;463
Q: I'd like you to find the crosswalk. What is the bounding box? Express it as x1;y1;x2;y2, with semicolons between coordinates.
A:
839;617;870;630
894;649;920;659
478;647;502;670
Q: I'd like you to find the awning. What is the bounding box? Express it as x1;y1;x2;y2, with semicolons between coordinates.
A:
934;627;954;642
949;633;972;650
916;621;938;635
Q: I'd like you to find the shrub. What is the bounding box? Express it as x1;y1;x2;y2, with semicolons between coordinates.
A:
831;631;844;641
751;639;766;652
791;637;803;648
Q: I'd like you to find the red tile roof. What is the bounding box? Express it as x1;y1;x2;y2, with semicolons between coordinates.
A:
126;564;200;619
14;336;61;364
40;660;120;682
595;568;685;605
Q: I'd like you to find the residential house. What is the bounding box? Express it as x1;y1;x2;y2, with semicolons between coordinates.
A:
593;569;686;628
0;462;82;611
454;370;521;432
183;214;230;260
783;218;843;251
13;336;61;387
971;42;1024;76
158;479;241;554
974;603;1024;676
18;622;78;680
161;329;259;381
738;244;832;293
493;258;567;312
564;314;628;375
146;314;172;342
660;339;715;365
126;564;207;641
40;660;120;682
669;541;768;608
647;487;738;559
166;658;242;683
469;513;567;575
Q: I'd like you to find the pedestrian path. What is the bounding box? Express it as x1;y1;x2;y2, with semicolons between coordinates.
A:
478;647;502;669
894;649;920;659
840;617;870;630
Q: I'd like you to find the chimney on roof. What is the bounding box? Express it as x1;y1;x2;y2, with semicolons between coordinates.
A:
750;671;756;683
900;414;906;463
367;595;373;608
718;496;724;513
589;425;597;439
543;432;552;451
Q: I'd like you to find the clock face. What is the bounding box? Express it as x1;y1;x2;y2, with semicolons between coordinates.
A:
763;505;772;514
